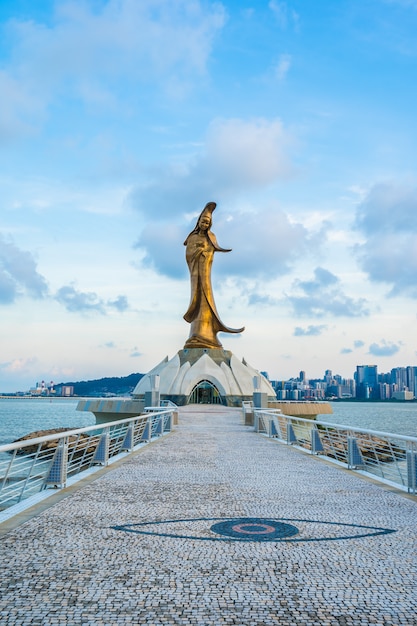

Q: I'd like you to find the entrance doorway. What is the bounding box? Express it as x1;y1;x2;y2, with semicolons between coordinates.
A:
188;380;224;405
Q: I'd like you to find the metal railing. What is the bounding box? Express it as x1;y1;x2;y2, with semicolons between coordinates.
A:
0;409;174;515
249;407;417;494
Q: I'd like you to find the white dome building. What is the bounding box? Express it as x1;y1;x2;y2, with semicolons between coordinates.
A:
132;348;275;407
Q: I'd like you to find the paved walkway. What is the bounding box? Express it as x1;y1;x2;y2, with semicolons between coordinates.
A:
1;406;416;625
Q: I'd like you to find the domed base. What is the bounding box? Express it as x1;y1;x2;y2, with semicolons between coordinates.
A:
132;348;276;407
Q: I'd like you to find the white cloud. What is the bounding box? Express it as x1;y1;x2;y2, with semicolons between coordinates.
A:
294;325;327;336
205;118;296;187
268;2;299;30
274;54;292;80
55;285;106;314
368;340;401;357
0;356;38;374
286;267;370;318
108;295;129;312
0;71;41;142
130;114;302;281
0;235;48;303
213;207;311;278
135;204;312;281
356;182;417;235
54;285;130;315
269;1;288;27
355;183;417;297
248;293;278;306
14;0;226;81
134;223;187;279
0;0;226;139
131;117;298;218
341;339;366;353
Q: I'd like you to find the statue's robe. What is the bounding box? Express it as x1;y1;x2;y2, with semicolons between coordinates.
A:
183;229;244;349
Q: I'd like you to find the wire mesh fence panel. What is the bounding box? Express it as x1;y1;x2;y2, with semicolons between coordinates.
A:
252;408;417;494
0;409;175;512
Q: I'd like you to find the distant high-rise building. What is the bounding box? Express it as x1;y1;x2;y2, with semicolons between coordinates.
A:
391;367;408;391
379;382;391;400
355;365;379;399
406;366;417;395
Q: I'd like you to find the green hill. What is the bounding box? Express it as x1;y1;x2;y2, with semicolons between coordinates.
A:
57;373;144;397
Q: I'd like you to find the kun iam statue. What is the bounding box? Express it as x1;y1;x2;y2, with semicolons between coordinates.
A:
183;202;244;349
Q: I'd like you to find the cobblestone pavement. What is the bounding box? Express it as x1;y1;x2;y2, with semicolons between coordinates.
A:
1;406;416;625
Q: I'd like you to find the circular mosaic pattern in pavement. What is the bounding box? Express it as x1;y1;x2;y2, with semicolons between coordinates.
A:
112;516;395;542
210;517;299;541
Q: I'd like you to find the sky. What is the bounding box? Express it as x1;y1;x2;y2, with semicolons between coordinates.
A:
1;0;417;392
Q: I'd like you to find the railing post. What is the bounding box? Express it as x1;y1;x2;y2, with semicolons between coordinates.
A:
286;422;297;445
141;418;151;443
164;412;172;433
311;428;324;454
243;401;254;426
122;424;134;451
348;436;363;469
44;439;68;488
155;414;164;436
269;418;279;438
258;413;266;434
406;450;417;494
93;431;109;466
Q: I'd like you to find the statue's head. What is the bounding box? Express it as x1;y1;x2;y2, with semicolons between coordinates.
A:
197;202;216;231
184;201;218;245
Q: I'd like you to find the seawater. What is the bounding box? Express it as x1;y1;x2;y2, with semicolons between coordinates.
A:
320;401;417;437
0;398;416;447
0;398;95;446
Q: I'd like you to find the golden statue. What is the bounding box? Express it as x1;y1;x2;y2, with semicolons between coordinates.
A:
183;202;244;349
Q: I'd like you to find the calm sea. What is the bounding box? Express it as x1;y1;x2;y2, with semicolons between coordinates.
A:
320;401;417;437
0;398;416;447
0;398;95;447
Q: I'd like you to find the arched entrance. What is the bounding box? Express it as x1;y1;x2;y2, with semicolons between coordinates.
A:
187;380;224;405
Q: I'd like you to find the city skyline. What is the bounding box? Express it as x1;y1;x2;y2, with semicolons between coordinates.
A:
1;1;417;392
7;361;417;397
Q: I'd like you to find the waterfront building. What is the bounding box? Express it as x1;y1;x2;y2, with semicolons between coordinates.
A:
379;382;391;400
406;366;417;395
391;367;408;391
389;366;417;398
355;365;379;400
392;389;414;400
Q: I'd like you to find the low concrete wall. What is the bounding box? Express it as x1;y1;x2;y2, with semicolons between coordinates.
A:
268;401;333;419
77;398;145;424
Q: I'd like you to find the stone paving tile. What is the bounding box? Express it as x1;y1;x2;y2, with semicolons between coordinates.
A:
1;406;416;625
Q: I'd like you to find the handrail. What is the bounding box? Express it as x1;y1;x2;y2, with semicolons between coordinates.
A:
0;408;175;517
0;410;172;453
249;407;417;494
269;399;331;404
160;400;178;408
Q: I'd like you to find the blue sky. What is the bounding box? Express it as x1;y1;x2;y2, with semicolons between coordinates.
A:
1;0;417;392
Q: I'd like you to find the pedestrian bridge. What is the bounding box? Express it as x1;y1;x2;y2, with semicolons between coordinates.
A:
1;405;416;625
